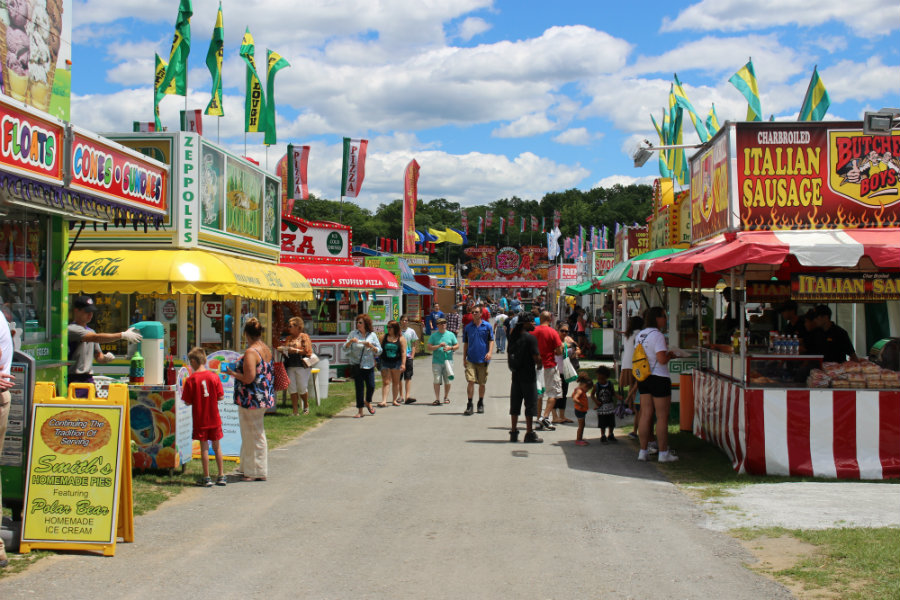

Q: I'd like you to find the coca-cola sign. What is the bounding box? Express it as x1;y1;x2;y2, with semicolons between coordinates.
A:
65;257;123;277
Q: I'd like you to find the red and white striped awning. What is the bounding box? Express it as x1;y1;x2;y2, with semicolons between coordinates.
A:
634;228;900;283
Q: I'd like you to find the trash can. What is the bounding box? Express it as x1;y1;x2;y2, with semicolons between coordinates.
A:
679;372;694;432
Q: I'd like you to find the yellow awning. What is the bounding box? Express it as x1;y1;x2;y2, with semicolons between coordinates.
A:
67;249;313;301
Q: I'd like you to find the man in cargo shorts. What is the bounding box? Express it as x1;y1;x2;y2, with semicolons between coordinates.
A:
427;318;458;405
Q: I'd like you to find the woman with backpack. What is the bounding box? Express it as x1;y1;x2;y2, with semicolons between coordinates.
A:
634;306;678;463
378;320;407;407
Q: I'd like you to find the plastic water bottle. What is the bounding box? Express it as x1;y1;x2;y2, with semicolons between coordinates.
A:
792;335;799;355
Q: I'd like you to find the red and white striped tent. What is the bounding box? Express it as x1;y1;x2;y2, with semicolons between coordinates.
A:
630;228;900;284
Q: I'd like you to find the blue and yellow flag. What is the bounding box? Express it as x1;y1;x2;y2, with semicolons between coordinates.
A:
650;113;672;178
706;103;720;135
673;73;709;142
729;59;762;121
204;3;224;116
240;28;267;134
428;228;448;244
798;66;830;122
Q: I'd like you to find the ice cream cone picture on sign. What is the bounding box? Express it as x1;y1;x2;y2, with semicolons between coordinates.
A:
0;0;64;111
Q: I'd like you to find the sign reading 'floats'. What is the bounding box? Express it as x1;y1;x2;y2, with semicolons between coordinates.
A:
0;97;64;184
22;404;125;546
69;127;168;216
792;273;900;302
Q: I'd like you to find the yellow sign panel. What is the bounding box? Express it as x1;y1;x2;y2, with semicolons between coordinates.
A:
22;403;124;546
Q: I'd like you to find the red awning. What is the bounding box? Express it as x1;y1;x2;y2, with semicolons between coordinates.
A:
639;228;900;283
281;263;399;290
467;280;547;288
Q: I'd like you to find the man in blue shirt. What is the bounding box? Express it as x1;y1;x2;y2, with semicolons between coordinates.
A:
425;302;445;336
462;307;494;415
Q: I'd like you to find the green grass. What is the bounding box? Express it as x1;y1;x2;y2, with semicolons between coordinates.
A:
1;379;356;578
645;425;900;598
732;526;900;600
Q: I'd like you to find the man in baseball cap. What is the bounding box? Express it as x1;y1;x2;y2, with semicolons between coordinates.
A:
68;296;142;387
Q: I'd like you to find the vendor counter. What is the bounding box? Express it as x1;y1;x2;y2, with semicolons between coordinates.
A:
693;367;900;480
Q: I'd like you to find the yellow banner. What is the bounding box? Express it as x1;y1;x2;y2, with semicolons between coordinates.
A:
22;404;124;545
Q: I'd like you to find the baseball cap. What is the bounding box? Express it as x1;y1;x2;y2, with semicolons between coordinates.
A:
72;296;98;312
436;317;447;325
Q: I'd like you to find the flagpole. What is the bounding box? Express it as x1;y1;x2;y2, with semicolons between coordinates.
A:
339;194;344;224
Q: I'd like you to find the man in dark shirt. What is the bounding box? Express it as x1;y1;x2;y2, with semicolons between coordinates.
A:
811;305;857;363
507;315;542;443
778;300;804;336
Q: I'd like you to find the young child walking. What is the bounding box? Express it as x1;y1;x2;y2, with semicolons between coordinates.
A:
573;374;594;446
182;347;226;487
593;365;620;443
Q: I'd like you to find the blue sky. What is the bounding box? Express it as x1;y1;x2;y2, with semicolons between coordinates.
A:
70;0;899;209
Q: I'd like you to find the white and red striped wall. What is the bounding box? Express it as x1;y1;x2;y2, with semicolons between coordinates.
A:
693;370;900;479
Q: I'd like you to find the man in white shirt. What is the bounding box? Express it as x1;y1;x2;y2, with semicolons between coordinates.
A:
399;315;419;404
0;310;16;568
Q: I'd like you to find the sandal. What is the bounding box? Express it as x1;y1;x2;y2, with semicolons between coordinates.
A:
443;398;450;404
432;399;441;406
367;405;376;415
377;403;387;408
303;408;310;415
352;414;364;418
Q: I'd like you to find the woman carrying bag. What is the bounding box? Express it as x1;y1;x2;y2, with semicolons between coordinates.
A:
344;313;382;418
279;317;313;416
378;320;407;407
226;318;275;482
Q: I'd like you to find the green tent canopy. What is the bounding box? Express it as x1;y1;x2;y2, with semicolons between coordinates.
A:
564;280;601;296
598;248;684;289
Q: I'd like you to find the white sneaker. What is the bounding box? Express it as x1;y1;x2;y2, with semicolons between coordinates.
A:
647;446;659;455
648;441;658;450
637;450;649;461
658;451;679;463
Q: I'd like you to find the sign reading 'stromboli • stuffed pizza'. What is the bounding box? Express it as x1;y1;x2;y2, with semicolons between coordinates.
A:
0;0;73;121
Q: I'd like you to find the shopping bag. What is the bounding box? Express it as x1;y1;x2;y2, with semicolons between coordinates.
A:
273;362;290;391
444;359;455;381
536;369;545;396
561;356;578;383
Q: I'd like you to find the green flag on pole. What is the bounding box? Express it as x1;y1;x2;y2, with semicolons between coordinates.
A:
204;3;224;116
157;0;192;98
240;27;267;134
798;66;830;122
264;50;290;145
673;73;709;142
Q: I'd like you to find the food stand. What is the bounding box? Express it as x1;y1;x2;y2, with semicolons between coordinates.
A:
65;131;313;470
636;121;900;479
462;245;549;300
276;215;400;373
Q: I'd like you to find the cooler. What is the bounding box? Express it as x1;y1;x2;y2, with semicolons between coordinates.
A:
131;321;166;385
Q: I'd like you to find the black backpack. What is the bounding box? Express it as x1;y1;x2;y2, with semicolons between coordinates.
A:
508;333;534;372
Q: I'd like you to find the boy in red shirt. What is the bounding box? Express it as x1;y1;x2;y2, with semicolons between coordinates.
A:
182;347;225;487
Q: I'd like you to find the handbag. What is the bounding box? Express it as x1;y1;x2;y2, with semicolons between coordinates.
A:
346;363;360;379
273;361;290;391
561;344;578;383
302;352;320;368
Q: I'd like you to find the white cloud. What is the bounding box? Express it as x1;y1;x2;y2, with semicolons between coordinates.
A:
553;128;593;145
593;174;657;189
493;113;556;138
661;0;900;38
457;17;491;41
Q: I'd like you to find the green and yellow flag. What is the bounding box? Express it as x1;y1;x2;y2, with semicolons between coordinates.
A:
798;66;830;122
204;3;224;116
153;53;176;129
157;0;192;98
240;28;267;134
729;59;762;122
264;50;290;145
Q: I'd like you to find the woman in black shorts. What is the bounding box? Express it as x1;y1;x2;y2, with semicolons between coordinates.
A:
378;320;407;407
636;306;678;463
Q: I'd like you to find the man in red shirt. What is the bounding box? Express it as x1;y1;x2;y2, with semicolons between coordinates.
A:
532;310;564;430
